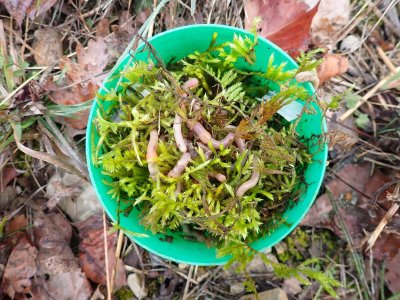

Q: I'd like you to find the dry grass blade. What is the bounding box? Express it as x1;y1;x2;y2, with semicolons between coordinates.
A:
183;264;194;300
10;122;87;179
40;116;88;176
326;188;372;300
103;211;112;300
110;230;124;292
339;67;400;121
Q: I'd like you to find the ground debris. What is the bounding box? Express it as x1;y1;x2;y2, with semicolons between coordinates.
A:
239;288;288;300
32;28;63;66
301;163;392;244
75;215;127;289
1;236;37;298
127;272;148;299
1;211;92;299
0;0;57;27
311;0;351;48
282;277;302;296
46;171;102;221
45;20;110;129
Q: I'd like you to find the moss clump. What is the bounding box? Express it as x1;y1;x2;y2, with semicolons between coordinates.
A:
94;29;321;247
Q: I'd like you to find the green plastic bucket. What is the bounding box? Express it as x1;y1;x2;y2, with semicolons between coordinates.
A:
86;24;327;266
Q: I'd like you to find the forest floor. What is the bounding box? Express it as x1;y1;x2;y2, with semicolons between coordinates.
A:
0;0;399;299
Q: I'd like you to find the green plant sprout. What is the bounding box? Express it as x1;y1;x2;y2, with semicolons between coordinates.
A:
94;28;340;297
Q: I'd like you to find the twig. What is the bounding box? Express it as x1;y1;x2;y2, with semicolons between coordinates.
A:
367;183;400;251
372;6;400;37
339;68;400;121
148;0;158;38
103;211;112;300
363;157;400;171
376;46;397;73
183;264;194;300
110;230;124;292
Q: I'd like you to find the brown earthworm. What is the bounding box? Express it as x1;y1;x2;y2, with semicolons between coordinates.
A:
168;152;192;178
235;138;246;153
173;114;187;153
189;122;235;148
235;160;260;197
208;172;227;182
146;129;159;181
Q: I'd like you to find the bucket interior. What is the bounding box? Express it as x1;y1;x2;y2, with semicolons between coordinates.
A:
86;25;328;265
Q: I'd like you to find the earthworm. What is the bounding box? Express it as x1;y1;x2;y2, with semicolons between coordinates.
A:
235;138;246;153
173;114;187;153
185;140;195;151
195;143;212;160
182;78;199;91
197;142;209;153
208;172;227;183
175;182;183;195
168;152;192;178
146;129;159;181
295;71;319;89
181;78;201;111
189;122;235;148
235;160;260;198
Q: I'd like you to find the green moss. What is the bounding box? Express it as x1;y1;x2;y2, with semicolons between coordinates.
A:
95;27;340;297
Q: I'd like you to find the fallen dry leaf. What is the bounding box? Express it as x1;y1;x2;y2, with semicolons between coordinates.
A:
302;163;392;245
47;80;98;129
244;0;320;57
76;215;127;288
32;211;92;299
6;214;28;237
282;277;302;295
368;233;400;293
47;20;110;129
0;166;18;192
105;11;137;59
317;53;349;84
1;236;38;298
386;251;400;293
32;28;63;66
311;0;351;47
0;0;57;27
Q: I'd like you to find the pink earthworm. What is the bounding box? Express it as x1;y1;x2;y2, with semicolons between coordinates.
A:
168;152;192;178
173;114;187;153
208;172;227;183
146;129;159;181
175;182;183;195
235;138;246;153
194;143;212;160
189;122;235;148
235;160;260;198
182;78;199;90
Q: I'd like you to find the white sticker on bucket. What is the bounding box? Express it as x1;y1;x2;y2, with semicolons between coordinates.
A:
258;92;304;122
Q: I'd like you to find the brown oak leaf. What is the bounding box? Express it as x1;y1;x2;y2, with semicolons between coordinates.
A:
47;20;109;129
0;166;18;192
1;236;38;298
244;0;320;57
0;0;57;27
76;215;127;288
